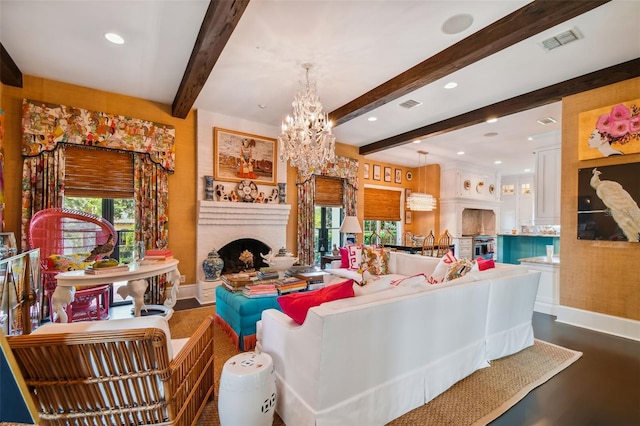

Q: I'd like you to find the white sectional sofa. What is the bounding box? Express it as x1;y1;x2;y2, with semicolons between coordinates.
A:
257;251;541;426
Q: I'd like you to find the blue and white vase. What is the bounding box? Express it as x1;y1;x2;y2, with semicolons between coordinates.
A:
202;248;224;281
204;175;214;201
278;182;286;204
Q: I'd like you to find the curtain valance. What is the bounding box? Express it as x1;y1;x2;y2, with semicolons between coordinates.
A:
296;155;359;188
20;99;176;172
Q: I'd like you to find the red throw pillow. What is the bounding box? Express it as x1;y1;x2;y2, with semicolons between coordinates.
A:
339;247;349;268
475;257;496;271
277;279;355;325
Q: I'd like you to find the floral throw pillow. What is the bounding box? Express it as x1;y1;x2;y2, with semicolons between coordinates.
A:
47;253;92;271
360;245;390;275
444;258;476;281
427;249;458;284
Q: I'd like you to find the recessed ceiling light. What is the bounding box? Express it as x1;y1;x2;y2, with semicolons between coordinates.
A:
105;32;125;44
527;136;534;141
444;81;458;89
258;104;266;109
441;14;474;35
486;117;498;124
368;116;377;122
457;151;465;155
412;139;421;144
494;160;502;164
524;168;531;172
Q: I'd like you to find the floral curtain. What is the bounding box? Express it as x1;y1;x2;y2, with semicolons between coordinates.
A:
20;147;65;250
296;155;359;265
134;154;169;304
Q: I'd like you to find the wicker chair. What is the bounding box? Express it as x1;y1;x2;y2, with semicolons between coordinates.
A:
28;208;117;322
436;229;453;257
421;230;436;256
7;315;215;425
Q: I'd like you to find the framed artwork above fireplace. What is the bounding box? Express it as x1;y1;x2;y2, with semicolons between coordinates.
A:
214;127;277;185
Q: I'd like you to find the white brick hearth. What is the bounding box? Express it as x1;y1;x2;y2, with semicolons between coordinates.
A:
196;200;291;283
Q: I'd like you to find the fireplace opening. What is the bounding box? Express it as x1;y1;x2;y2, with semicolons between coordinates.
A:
218;238;271;274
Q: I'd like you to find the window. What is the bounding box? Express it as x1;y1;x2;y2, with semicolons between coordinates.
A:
363;186;402;245
314;206;342;265
363;220;400;245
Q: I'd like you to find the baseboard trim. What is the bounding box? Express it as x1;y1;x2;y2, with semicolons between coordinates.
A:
534;301;557;316
556;305;640;342
168;283;198;300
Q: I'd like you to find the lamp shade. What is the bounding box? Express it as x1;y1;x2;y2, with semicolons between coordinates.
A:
340;216;362;234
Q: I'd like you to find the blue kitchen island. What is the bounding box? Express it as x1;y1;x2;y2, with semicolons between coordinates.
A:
497;234;560;265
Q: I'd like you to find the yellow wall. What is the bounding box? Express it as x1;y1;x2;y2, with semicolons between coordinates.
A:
1;75;198;284
560;77;640;320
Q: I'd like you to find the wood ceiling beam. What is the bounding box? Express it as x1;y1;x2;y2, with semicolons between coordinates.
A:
360;58;640;155
329;0;610;127
171;0;250;118
1;42;23;88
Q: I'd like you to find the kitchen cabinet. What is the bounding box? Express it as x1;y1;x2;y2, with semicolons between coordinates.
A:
499;174;534;232
519;256;559;315
535;147;561;225
452;237;472;259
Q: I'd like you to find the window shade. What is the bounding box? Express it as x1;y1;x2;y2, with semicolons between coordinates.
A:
65;145;134;199
315;176;343;207
364;188;401;221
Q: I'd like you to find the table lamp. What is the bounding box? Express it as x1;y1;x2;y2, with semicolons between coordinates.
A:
340;216;362;245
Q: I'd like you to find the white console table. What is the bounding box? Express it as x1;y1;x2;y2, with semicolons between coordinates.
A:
54;259;180;322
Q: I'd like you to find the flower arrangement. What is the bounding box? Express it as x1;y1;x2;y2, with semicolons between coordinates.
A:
595;103;640;145
239;249;254;269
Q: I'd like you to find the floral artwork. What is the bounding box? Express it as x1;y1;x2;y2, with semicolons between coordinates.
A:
21;99;176;171
578;99;640;160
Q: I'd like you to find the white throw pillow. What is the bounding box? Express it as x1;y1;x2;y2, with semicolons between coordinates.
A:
427;250;458;284
347;244;362;270
353;275;393;296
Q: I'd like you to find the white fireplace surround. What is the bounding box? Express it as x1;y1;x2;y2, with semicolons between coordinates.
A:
196;200;291;282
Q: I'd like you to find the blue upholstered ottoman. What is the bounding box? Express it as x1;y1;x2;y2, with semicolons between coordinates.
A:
214;285;281;351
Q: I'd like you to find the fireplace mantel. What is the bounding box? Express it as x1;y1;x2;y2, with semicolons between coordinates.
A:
198;200;291;226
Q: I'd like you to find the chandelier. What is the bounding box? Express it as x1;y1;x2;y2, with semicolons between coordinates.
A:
278;63;335;174
406;150;437;211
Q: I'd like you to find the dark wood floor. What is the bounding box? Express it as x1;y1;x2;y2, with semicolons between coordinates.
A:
490;312;640;426
139;300;639;425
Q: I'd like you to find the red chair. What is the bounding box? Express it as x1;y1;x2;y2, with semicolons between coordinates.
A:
28;208;117;322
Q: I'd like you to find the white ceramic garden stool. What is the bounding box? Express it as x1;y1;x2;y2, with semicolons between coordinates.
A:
218;351;276;426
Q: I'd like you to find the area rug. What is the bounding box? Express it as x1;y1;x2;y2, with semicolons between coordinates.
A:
170;307;582;426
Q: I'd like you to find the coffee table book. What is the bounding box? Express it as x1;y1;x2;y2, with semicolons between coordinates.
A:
84;264;129;275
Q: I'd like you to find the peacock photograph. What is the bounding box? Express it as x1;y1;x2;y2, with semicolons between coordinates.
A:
578;163;640;242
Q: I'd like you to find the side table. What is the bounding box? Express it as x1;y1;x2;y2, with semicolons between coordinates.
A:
214;285;282;351
320;254;341;269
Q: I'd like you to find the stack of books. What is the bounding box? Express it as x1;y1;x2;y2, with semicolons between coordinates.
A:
294;270;327;291
144;248;174;261
242;283;278;298
222;272;259;292
257;268;279;280
276;277;307;294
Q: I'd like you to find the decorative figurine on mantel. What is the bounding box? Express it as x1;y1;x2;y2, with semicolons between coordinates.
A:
202;248;224;281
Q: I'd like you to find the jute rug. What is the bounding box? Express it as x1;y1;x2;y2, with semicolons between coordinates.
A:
169;306;582;426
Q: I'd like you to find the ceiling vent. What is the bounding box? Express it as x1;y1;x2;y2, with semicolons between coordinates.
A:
399;99;423;109
539;27;583;52
536;117;557;125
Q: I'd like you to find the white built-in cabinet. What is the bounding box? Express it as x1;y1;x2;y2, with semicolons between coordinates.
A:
499;174;534;232
535;147;561;225
452;237;473;259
